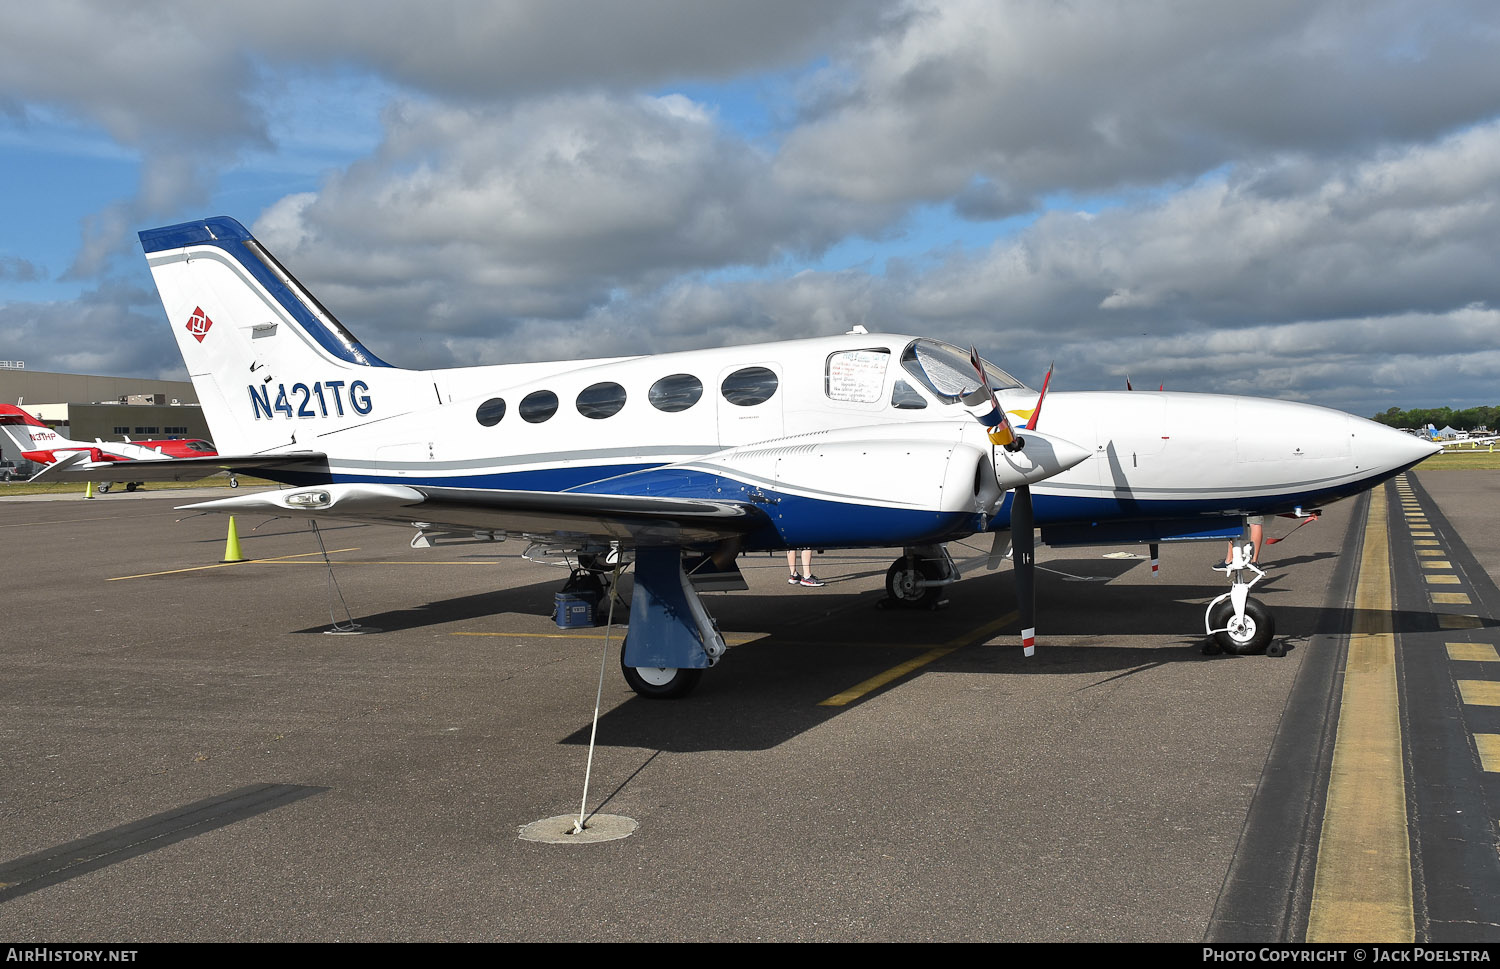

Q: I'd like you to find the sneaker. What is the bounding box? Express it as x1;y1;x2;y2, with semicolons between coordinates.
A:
1211;560;1231;571
799;574;826;587
788;573;801;585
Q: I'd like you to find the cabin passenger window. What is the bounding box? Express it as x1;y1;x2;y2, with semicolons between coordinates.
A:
721;367;779;406
649;374;703;413
891;380;928;410
519;390;559;423
576;382;627;419
825;349;889;403
475;398;506;426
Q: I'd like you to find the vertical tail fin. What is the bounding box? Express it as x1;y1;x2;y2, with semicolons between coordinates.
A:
0;405;64;457
139;217;402;455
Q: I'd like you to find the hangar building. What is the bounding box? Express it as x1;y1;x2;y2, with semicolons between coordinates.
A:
0;368;209;469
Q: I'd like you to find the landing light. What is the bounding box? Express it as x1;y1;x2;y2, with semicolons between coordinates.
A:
285;490;332;508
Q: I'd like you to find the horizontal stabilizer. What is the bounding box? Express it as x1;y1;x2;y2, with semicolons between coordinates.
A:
28;452;330;484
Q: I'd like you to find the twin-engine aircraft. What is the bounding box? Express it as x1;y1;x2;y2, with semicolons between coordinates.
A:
0;404;218;492
54;216;1438;696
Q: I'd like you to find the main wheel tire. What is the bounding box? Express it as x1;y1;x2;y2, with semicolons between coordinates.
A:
619;639;703;699
1209;596;1276;655
125;482;139;492
885;556;943;609
97;482;112;493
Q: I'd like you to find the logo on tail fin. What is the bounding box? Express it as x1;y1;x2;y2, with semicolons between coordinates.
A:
185;307;214;343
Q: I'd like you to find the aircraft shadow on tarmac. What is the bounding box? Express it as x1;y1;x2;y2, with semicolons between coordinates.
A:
270;553;1487;752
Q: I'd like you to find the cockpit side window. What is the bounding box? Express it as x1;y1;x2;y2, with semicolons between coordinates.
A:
890;379;928;409
825;349;889;403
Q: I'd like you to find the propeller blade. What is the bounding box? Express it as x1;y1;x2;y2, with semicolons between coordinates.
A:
986;528;1008;570
1012;484;1035;656
968;345;1019;450
1024;363;1053;431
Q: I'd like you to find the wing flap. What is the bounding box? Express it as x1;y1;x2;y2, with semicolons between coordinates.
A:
178;482;761;547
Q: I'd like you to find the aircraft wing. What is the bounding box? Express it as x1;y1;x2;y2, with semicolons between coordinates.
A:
27;452;330;484
177;482;764;547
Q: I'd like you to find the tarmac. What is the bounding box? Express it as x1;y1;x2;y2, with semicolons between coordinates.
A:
0;469;1495;942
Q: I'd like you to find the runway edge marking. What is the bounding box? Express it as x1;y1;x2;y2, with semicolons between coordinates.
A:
1205;490;1371;942
1305;484;1415;942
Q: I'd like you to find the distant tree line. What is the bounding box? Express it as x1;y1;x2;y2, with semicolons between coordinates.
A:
1371;405;1499;430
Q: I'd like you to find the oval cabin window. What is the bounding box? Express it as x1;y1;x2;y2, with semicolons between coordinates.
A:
720;367;779;407
475;398;506;426
519;390;559;423
648;374;703;413
576;382;627;419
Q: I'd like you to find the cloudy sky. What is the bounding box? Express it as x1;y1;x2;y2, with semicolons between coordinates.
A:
2;0;1497;417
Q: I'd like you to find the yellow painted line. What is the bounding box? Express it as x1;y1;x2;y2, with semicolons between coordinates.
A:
1414;540;1440;546
1446;643;1498;662
1475;735;1500;772
1306;487;1413;943
1420;560;1453;569
259;560;496;566
109;547;361;580
1431;593;1472;605
1457;680;1500;706
1416;549;1444;557
1425;574;1461;585
1411;531;1434;537
1440;615;1483;629
818;611;1019;707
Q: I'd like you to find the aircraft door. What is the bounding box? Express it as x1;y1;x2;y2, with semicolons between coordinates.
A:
716;363;785;446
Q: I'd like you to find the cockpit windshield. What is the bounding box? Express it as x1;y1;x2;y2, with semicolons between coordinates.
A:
899;339;1027;403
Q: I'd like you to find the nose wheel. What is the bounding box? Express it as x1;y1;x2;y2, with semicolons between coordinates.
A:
1207;597;1277;655
1204;543;1282;656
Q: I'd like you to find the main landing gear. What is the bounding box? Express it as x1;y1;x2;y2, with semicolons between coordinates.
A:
1203;540;1282;657
881;545;959;610
614;546;728;700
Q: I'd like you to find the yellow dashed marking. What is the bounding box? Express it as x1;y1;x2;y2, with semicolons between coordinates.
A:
1420;561;1453;569
1416;549;1444;557
1457;680;1500;706
1425;575;1461;585
1431;593;1472;605
1440;615;1483;629
1474;736;1500;773
1446;643;1498;662
1414;540;1440;546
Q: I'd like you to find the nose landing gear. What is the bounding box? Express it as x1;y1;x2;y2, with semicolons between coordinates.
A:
1204;542;1280;656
